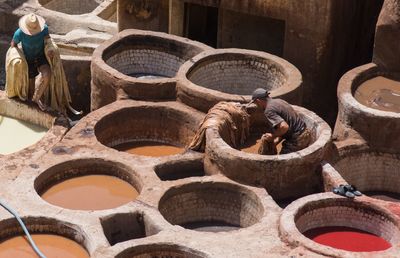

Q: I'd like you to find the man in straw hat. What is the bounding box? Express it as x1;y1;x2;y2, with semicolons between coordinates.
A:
10;13;54;111
249;88;312;154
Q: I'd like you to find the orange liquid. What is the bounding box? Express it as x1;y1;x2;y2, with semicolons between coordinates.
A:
240;134;283;154
0;234;89;258
114;141;184;157
355;76;400;112
41;175;138;210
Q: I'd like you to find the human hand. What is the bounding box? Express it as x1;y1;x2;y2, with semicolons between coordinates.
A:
261;133;274;142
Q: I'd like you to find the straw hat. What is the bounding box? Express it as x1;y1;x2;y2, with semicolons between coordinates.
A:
19;13;46;36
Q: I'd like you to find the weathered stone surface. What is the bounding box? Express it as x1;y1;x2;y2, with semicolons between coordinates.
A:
373;0;400;72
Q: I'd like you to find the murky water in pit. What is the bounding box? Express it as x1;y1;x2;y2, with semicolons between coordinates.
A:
41;175;138;210
0;234;89;258
0;115;47;155
114;141;184;157
354;76;400;112
240;134;283;154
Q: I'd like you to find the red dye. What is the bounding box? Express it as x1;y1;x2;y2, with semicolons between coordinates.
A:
304;226;391;252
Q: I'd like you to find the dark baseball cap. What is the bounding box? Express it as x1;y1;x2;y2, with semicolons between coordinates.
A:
249;88;270;104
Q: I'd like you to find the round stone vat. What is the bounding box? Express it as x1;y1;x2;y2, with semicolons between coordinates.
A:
280;195;400;256
0;217;89;257
158;182;264;232
334;63;400;153
204;106;331;202
177;48;302;112
0;92;67;156
38;0;100;15
333;150;400;203
94;102;202;157
34;158;141;210
116;243;207;258
91;29;211;110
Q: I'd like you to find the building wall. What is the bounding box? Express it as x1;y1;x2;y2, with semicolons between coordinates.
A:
373;0;400;72
118;0;169;32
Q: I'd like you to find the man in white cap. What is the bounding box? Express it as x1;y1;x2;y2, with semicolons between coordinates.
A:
250;88;311;154
10;13;54;110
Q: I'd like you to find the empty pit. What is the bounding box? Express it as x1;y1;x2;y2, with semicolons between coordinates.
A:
158;182;263;232
35;158;141;210
204;105;331;202
177;49;302;112
101;212;157;246
333;151;400;202
281;196;400;256
155;160;206;181
38;0;101;15
0;217;89;258
116;244;207;258
91;30;211;109
94;104;200;157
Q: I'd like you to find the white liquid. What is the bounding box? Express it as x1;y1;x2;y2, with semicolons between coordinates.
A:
0;115;47;155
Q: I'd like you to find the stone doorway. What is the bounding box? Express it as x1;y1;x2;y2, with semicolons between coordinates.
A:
184;3;218;48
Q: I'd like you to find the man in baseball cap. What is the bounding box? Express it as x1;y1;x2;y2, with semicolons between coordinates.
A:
249;88;311;154
10;13;54;111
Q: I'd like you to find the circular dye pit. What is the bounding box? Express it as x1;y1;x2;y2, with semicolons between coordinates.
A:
41;175;139;210
114;141;184;157
282;197;400;256
334;151;400;203
0;115;47;155
94;103;200;158
159;182;263;232
354;76;400;113
0;234;89;258
177;49;302;112
304;226;391;252
91;30;210;108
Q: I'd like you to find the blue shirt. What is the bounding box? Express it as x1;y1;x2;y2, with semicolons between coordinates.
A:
12;24;49;62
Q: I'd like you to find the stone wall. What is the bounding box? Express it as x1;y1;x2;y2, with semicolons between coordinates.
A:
373;0;400;72
117;0;169;32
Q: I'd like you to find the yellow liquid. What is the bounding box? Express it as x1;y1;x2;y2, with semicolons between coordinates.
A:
0;234;89;258
41;175;139;210
0;115;47;155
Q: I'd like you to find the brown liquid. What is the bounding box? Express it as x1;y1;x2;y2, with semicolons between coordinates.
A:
240;134;283;154
114;141;184;157
0;234;89;258
41;175;139;210
355;76;400;112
